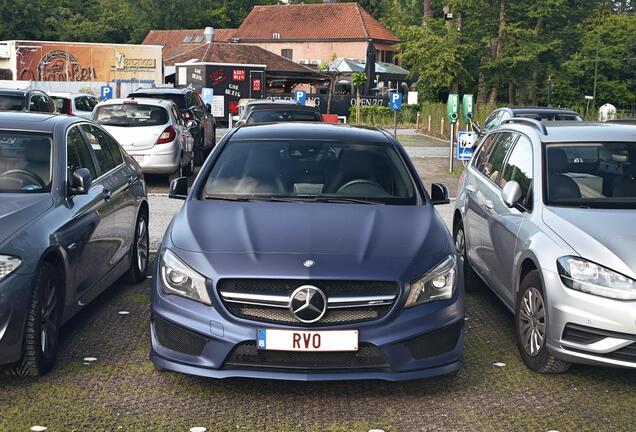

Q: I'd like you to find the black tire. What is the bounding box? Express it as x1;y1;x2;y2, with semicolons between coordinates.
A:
123;211;149;284
453;219;482;292
515;270;571;374
12;262;62;376
194;132;205;167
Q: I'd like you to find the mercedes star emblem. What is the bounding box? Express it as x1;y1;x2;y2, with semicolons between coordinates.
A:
303;259;315;268
289;285;327;323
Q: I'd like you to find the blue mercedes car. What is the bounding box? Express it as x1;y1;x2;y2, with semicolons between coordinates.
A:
150;123;464;381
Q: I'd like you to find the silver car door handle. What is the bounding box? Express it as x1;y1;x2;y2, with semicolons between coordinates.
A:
483;200;494;210
466;184;476;193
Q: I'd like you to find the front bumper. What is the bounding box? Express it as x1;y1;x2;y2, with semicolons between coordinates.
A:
544;269;636;368
0;272;33;366
150;262;465;381
125;142;181;175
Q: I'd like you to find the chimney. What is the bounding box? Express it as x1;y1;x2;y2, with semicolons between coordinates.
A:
204;27;214;44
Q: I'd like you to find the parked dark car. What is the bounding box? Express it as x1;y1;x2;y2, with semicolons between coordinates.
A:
478;107;582;137
128;88;216;166
0;88;55;113
238;100;323;125
0;112;149;375
151;123;464;381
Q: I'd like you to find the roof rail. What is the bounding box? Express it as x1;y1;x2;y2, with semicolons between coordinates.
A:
501;117;548;135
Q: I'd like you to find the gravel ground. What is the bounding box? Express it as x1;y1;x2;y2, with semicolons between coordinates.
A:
1;129;634;431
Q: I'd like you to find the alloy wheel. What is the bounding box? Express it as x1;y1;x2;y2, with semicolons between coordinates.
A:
455;228;466;258
137;217;149;272
40;278;58;357
519;287;546;357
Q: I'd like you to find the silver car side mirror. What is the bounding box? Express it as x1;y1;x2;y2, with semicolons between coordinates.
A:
501;181;522;208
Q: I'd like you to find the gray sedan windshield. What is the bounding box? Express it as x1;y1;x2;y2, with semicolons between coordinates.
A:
545;142;636;208
0;132;52;192
204;140;417;205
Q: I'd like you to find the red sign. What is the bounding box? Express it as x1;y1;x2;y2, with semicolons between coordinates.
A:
229;100;239;114
252;78;261;92
232;69;246;81
209;68;227;87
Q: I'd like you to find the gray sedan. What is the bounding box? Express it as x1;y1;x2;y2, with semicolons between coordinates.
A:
454;119;636;373
0;112;149;375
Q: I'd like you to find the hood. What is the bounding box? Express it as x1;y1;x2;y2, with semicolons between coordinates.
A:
170;201;450;276
0;194;53;246
543;207;636;278
102;125;165;151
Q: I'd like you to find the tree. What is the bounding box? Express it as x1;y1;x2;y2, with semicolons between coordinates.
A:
352;72;367;122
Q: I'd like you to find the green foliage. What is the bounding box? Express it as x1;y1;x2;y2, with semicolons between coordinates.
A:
351;72;367;89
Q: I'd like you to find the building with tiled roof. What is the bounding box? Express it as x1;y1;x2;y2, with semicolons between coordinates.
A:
232;2;399;65
142;28;236;60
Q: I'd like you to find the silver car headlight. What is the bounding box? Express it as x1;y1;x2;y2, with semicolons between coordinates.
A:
405;255;457;307
0;255;21;282
160;249;212;305
557;256;636;300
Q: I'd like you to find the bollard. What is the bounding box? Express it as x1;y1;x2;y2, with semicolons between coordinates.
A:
416;112;420;131
441;117;445;137
428;115;431;132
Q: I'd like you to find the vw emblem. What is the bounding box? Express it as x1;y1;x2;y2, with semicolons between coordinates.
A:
303;259;315;268
289;285;327;323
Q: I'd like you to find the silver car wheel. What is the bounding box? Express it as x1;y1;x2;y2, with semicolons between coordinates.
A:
137;218;149;272
519;287;546;357
455;228;465;257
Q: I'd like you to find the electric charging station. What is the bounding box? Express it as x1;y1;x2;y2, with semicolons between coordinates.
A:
462;94;474;124
447;94;459;172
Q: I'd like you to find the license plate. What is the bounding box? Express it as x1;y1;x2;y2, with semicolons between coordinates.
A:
257;329;358;352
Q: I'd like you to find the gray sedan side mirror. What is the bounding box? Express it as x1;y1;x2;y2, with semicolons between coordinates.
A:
502;181;522;208
169;176;188;200
69;168;92;195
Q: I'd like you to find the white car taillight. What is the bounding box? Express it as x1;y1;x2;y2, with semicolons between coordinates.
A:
156;126;177;145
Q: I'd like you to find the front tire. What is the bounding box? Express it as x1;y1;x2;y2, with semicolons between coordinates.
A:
515;270;570;374
123;212;149;284
13;262;62;376
454;219;481;291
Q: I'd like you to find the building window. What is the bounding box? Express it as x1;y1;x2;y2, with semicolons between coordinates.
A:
182;35;193;43
281;49;293;60
385;51;395;64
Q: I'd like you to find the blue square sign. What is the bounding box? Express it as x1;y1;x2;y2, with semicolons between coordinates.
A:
389;92;402;111
294;90;307;106
457;131;477;161
100;85;113;101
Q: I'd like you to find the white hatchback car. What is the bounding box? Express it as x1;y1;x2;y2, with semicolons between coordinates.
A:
49;92;98;119
93;98;195;178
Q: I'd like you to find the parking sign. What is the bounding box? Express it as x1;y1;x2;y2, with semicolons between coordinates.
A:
101;85;113;101
389;92;402;111
457;131;477;161
294;90;307;106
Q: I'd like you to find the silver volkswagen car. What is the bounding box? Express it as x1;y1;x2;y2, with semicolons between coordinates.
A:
454;119;635;373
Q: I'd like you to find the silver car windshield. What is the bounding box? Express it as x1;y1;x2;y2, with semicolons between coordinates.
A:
0;132;53;193
545;142;636;208
95;103;168;127
204;140;417;205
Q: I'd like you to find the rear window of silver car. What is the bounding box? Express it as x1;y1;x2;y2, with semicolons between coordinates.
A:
95;103;168;127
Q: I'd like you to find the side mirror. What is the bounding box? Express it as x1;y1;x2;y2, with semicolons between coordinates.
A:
169;176;188;200
186;120;197;129
69;168;92;195
206;103;212;114
501;181;523;208
431;183;450;205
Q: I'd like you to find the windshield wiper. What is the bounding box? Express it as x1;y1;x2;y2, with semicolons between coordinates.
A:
303;196;384;205
205;194;255;201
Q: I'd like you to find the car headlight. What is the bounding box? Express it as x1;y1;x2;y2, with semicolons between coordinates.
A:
557;256;636;300
405;255;457;307
0;255;21;282
160;249;212;305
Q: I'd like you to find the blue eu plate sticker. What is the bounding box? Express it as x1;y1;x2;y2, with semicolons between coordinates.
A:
257;329;267;350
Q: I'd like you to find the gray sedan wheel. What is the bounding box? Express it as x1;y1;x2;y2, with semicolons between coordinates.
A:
454;220;481;291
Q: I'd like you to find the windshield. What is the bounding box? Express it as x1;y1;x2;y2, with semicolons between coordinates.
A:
0;95;24;111
0;132;52;193
246;109;322;124
203;140;417;205
130;93;186;110
545;142;636;208
51;97;70;114
95;103;168;127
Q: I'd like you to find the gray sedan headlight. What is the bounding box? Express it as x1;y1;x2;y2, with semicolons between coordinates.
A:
0;255;21;282
557;256;636;300
160;249;212;305
405;255;457;307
